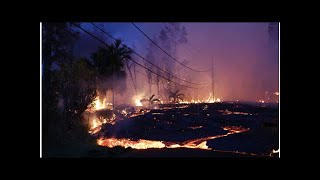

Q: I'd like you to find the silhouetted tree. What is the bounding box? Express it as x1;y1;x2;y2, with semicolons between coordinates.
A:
158;23;188;96
145;46;155;95
169;89;185;103
42;23;133;156
140;94;160;109
91;39;133;100
58;58;97;130
42;22;80;153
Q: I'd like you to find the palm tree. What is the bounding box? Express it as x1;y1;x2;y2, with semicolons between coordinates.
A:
91;39;133;109
140;95;160;109
106;39;133;109
169;90;184;104
106;39;133;73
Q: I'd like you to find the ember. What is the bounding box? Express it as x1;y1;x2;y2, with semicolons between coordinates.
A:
219;109;255;115
189;126;203;129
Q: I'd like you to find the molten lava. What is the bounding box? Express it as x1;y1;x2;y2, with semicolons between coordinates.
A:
97;137;210;150
98;138;166;149
97;126;249;150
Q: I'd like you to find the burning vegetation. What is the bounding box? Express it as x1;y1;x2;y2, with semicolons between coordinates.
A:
42;22;279;158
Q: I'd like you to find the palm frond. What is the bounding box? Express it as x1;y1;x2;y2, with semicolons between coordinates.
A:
149;94;155;101
140;99;149;103
152;98;160;102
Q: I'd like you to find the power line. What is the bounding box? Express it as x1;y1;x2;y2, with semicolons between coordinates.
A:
181;44;195;56
129;58;201;89
91;22;208;86
135;68;163;82
132;22;210;73
73;23;202;89
161;23;210;71
160;23;196;56
162;22;202;55
135;68;182;89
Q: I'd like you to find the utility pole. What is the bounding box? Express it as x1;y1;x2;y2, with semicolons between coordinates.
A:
212;55;214;101
134;63;137;94
112;65;115;110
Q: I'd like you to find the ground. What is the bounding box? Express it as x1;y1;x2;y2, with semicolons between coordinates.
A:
87;102;279;158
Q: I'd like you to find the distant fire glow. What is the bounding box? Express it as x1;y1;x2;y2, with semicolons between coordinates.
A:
135;99;143;106
179;94;221;104
132;93;145;106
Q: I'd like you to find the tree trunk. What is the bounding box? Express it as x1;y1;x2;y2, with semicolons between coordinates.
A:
134;63;137;90
126;63;137;94
112;66;115;110
157;81;160;99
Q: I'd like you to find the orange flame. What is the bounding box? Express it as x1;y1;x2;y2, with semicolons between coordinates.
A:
86;94;116;134
135;99;143;107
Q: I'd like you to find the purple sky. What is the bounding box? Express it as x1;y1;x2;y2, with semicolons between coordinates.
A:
75;22;279;102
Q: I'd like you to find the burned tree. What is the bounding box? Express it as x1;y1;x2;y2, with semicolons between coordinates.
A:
168;89;185;104
91;39;133;108
158;23;188;97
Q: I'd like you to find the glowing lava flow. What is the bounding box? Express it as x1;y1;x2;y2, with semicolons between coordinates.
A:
97;138;166;149
97;126;250;150
181;126;250;146
97;137;209;150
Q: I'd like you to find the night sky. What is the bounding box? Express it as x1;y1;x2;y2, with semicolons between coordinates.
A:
74;22;279;102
